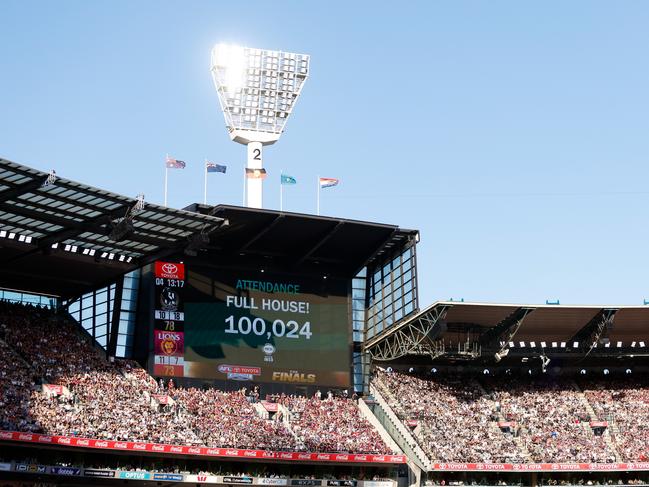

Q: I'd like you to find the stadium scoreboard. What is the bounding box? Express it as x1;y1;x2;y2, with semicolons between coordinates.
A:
151;261;352;388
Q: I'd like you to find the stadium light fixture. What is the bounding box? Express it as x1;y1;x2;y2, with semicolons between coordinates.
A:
0;230;5;238
560;341;566;348
572;341;579;348
211;43;310;209
7;232;15;239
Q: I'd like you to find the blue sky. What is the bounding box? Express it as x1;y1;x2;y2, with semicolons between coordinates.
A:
1;1;648;305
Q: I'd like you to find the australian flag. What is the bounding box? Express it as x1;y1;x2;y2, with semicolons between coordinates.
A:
206;162;227;173
165;156;186;169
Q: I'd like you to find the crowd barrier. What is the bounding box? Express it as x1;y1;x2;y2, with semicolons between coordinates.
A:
432;463;649;472
0;431;406;464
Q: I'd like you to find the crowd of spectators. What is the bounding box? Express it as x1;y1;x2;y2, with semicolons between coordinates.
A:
5;300;649;463
582;379;649;462
172;387;297;450
286;396;388;454
373;369;526;463
0;301;392;455
489;380;616;463
373;370;623;464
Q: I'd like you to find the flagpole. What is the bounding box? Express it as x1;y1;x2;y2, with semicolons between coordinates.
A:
203;159;207;205
164;154;169;207
316;175;320;216
280;169;283;212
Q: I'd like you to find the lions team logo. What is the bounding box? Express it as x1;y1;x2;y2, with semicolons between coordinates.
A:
161;338;177;355
160;287;179;311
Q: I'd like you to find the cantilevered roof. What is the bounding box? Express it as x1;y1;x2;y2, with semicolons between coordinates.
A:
0;157;225;297
365;301;649;362
184;204;419;278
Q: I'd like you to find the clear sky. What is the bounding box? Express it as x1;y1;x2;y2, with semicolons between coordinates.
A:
1;1;648;306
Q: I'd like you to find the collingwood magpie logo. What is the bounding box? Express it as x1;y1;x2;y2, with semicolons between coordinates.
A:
160;287;179;311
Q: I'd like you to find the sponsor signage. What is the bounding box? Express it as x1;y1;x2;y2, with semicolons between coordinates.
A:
155;261;185;280
0;463;11;471
50;466;81;476
0;430;406;464
224;476;254;484
84;468;116;478
327;481;357;487
119;471;152;480
16;464;47;473
292;481;322;486
432;463;649;472
186;474;219;483
257;478;288;485
154;473;184;481
218;364;262;376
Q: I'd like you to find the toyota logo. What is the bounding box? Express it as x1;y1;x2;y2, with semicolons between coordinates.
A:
162;263;177;274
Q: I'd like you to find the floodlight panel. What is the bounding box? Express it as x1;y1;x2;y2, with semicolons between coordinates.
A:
211;44;310;145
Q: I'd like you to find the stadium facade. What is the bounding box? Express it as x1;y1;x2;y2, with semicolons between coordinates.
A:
1;157;649;487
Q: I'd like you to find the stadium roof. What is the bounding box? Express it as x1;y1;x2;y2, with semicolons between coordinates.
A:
184;204;419;278
365;301;649;362
0;158;417;297
0;157;226;298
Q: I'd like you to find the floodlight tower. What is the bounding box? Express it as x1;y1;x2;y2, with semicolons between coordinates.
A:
210;44;310;209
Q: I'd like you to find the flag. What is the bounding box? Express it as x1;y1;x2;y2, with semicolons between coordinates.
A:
246;168;267;179
281;174;297;185
166;156;186;169
319;177;339;188
206;162;227;173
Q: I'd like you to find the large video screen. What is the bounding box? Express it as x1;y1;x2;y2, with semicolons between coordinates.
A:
151;261;352;388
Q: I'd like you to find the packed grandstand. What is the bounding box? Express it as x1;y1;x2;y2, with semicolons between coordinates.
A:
1;300;648;474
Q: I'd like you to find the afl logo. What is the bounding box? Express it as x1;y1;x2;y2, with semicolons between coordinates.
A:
160;287;179;311
263;343;276;355
162;263;177;275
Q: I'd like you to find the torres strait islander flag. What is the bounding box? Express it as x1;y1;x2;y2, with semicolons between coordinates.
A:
319;177;339;188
